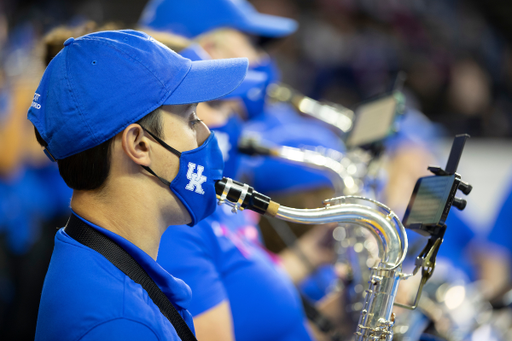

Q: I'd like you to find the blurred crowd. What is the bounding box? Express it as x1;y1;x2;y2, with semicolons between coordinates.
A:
2;0;512;137
1;0;512;340
254;0;512;138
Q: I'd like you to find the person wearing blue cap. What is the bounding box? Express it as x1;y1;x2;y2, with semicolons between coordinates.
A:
139;0;297;120
28;29;248;340
155;41;336;341
140;0;297;40
138;2;341;340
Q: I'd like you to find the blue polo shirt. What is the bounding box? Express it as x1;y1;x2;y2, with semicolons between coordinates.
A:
35;214;195;341
487;177;512;251
158;205;313;341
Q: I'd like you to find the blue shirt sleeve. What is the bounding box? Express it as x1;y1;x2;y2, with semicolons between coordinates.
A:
79;319;159;341
487;179;512;250
385;108;445;155
438;211;477;280
158;223;227;316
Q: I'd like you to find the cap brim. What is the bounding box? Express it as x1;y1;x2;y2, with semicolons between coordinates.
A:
239;12;298;38
164;57;248;105
178;45;266;99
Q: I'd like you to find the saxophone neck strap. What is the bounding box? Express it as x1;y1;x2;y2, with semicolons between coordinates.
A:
64;213;197;341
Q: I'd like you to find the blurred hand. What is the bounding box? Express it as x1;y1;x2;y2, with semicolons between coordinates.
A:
279;223;336;283
296;223;337;269
383;145;435;217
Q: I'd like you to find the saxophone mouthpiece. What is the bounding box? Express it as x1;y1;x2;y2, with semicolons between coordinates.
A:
215;177;280;216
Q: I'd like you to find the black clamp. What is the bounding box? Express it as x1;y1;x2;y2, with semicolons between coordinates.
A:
396;134;472;310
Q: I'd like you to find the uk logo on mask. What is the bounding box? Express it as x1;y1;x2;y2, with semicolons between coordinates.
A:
185;162;207;195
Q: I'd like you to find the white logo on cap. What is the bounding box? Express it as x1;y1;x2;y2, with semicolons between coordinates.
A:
31;92;41;110
185;162;207;194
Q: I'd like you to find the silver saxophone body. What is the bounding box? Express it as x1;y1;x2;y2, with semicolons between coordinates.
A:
237;138;384;326
216;178;408;341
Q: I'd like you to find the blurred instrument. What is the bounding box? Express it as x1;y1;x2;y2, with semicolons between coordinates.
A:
267;83;354;134
266;81;406;153
238;135;381;337
238;136;367;196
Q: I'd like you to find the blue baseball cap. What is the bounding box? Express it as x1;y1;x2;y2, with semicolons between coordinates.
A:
139;0;298;39
178;43;267;99
28;30;248;161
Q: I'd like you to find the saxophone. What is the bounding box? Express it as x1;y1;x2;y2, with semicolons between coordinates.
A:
238;138;386;334
221;135;471;340
215;177;407;341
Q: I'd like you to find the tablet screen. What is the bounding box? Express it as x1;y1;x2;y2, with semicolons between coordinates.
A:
403;175;455;227
346;95;397;148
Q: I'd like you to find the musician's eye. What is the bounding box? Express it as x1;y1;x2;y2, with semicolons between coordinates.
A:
189;117;202;128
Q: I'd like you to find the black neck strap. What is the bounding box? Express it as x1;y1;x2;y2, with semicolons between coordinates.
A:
141;125;182;157
142;165;172;187
139;125;179;187
64;214;197;341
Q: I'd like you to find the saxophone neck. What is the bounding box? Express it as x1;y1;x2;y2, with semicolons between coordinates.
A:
215;177;407;269
274;204;405;268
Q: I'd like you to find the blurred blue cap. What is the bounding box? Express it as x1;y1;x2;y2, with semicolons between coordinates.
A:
139;0;298;39
28;30;248;160
242;113;346;194
179;44;267;99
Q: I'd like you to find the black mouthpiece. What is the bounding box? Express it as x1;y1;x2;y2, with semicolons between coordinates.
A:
215;177;272;215
237;137;274;156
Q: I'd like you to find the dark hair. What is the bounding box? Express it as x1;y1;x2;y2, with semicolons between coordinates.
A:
34;108;164;191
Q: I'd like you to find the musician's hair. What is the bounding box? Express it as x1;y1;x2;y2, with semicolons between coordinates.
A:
34;108;164;191
43;22;191;66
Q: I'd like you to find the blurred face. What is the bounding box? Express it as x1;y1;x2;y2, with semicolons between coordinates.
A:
200;28;262;65
196;100;241;127
198;29;268;121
